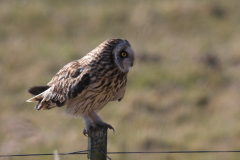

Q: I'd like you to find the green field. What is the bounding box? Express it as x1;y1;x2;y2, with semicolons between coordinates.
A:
1;0;240;159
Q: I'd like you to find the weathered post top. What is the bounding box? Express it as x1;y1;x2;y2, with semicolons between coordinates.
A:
87;125;108;160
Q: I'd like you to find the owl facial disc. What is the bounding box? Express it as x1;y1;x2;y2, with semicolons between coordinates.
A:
113;40;135;72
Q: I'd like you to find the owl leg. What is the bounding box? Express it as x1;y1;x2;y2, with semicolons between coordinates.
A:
89;112;115;132
82;115;95;136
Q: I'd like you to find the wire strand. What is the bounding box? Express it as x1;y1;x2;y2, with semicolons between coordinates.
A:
0;149;112;160
1;150;240;159
0;150;88;157
108;151;240;154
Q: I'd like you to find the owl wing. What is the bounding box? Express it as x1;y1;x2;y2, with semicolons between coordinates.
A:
27;60;91;110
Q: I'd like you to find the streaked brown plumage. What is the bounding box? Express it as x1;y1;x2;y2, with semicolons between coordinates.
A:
26;38;135;135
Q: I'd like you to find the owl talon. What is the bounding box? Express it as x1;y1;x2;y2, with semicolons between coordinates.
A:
83;128;89;137
102;123;115;132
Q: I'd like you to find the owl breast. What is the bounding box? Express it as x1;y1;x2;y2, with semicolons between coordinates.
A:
65;64;127;117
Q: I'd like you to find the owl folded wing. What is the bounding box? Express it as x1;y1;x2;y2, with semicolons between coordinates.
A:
27;61;91;110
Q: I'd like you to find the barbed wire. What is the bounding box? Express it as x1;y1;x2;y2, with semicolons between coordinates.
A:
0;149;111;160
0;150;87;157
108;150;240;154
1;150;240;159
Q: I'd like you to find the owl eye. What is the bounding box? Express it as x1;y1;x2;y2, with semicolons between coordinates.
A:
121;52;127;58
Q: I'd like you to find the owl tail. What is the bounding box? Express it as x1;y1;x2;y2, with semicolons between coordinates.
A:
27;85;50;96
26;85;55;110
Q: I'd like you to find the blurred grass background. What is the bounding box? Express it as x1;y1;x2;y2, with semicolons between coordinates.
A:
1;0;240;159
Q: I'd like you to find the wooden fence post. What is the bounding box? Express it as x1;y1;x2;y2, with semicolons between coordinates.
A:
87;125;108;160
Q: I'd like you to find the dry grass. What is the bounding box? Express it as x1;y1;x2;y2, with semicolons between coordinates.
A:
1;0;240;159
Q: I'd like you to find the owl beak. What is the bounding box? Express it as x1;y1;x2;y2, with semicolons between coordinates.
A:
130;61;134;67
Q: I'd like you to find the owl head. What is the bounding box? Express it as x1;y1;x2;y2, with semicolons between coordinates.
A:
106;38;135;73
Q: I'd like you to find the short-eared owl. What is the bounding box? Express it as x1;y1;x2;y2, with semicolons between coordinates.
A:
26;38;135;135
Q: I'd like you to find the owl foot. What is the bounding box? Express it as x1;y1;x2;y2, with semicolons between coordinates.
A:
82;123;115;136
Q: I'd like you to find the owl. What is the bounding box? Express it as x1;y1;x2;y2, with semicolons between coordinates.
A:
26;38;135;136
